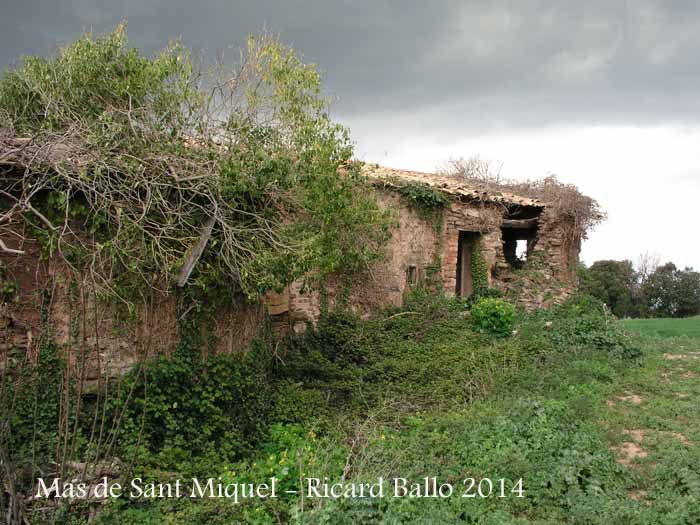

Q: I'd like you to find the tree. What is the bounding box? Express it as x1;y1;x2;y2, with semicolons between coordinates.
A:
636;251;661;285
0;24;392;307
641;263;700;318
580;260;639;318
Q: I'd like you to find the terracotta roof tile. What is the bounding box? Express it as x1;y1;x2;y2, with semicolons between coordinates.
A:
360;164;543;207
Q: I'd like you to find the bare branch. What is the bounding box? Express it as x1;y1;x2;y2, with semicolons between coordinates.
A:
0;238;25;255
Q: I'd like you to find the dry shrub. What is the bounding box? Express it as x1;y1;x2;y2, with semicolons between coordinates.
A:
442;157;606;237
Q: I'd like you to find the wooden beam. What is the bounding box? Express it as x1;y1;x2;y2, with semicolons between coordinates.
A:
176;215;216;287
502;218;538;229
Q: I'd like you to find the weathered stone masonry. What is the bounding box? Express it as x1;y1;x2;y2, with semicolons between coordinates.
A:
1;164;585;379
281;164;584;325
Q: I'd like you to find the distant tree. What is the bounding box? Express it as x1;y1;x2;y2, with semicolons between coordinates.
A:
580;260;639;318
676;269;700;317
641;263;700;318
636;251;661;285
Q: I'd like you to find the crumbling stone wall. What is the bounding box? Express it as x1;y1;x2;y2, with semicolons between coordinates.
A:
287;191;582;320
287;190;441;325
1;243;264;384
2;185;584;378
493;208;580;308
439;201;503;294
530;209;581;281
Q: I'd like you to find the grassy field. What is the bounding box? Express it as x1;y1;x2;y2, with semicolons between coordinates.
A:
91;301;700;524
622;316;700;338
604;317;700;522
333;315;700;523
21;301;700;524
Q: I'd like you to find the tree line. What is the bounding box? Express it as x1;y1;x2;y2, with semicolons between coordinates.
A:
578;255;700;318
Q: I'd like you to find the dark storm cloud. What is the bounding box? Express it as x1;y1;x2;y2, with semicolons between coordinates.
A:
3;0;700;129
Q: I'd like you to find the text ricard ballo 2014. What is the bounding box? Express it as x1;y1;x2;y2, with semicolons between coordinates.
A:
35;476;525;503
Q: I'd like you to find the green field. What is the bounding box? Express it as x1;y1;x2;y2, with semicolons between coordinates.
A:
90;300;700;523
12;298;700;523
622;316;700;338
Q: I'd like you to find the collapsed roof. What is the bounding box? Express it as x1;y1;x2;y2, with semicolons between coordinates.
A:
360;164;543;208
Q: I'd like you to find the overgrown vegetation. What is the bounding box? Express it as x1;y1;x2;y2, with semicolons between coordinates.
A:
2;24;697;525
0;24;391;307
443;157;605;237
390;178;450;228
470;297;515;337
470;241;489;297
0;24;395;523
4;290;657;523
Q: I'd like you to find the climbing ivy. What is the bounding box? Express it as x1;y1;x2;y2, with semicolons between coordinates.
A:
470;241;489;297
0;262;18;302
0;25;392;310
390;179;450;229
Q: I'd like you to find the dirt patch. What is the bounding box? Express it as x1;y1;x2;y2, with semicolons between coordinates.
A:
624;429;645;442
612;429;647;467
619;393;643;405
606;392;643;409
613;441;648;466
663;353;699;361
628;489;652;506
661;430;690;445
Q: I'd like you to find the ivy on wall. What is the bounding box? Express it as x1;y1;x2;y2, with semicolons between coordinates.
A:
470;241;489;297
0;25;392;313
389;179;450;231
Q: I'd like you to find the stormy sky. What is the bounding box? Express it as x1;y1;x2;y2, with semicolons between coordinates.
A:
2;1;699;268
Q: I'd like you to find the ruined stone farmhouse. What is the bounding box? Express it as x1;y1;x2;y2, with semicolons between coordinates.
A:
274;164;583;331
1;152;586;381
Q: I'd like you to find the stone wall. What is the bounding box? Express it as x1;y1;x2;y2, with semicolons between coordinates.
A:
1;186;583;378
287;191;581;320
492;208;580;308
287;190;441;325
1;242;264;384
530;208;581;281
439;200;503;295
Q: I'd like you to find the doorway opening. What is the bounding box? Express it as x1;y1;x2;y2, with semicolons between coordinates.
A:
455;231;481;298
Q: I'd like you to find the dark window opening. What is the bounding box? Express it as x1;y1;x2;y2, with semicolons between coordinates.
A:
502;228;538;269
504;204;542;220
456;231;481;297
501;205;542;270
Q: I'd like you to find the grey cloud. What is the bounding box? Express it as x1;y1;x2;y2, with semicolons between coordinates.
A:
3;1;699;270
3;1;700;130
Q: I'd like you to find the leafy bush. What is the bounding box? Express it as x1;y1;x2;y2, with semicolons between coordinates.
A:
391;179;450;223
527;295;643;360
111;340;274;475
470;297;516;337
273;301;528;424
0;25;391;307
